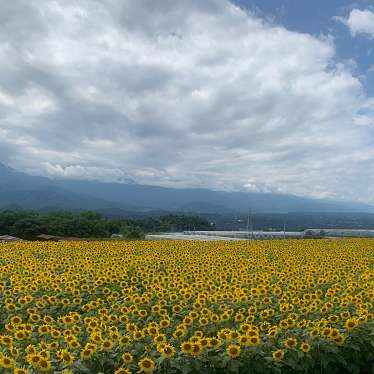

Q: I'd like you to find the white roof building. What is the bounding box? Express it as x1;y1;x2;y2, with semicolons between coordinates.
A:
0;235;25;242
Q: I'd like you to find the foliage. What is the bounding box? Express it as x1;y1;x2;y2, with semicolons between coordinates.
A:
209;212;374;231
0;238;372;373
120;226;145;240
0;210;212;239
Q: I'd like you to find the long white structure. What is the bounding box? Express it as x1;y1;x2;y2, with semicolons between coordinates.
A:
146;229;374;241
184;230;303;239
145;233;246;241
305;229;374;237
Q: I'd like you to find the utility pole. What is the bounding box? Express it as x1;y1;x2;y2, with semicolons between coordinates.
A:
246;211;250;239
283;220;286;239
250;210;254;239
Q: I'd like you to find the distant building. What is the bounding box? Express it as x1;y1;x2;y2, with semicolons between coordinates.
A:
37;234;61;241
111;234;123;239
37;234;83;242
0;235;25;242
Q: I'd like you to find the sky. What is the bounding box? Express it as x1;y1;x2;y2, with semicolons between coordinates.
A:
0;0;374;202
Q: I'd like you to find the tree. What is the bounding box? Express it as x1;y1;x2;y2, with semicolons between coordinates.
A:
120;226;145;239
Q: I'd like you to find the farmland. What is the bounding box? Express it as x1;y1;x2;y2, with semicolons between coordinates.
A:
0;239;373;373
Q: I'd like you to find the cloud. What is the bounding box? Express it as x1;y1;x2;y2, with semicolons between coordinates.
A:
336;9;374;37
0;0;374;203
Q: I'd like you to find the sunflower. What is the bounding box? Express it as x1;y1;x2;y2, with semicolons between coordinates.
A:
101;340;113;351
58;350;74;366
199;317;209;325
80;348;94;360
309;328;320;338
153;334;166;344
133;330;144;341
209;337;222;348
8;346;19;358
147;326;159;336
181;342;192;353
345;319;358;330
14;367;27;374
161;344;175;359
25;345;36;355
272;349;285;361
0;355;14;369
38;359;52;372
321;328;332;338
199;338;209;348
14;330;26;341
194;330;204;338
1;335;13;345
173;329;185;339
27;353;42;367
119;335;131;346
38;325;50;335
10;316;22;325
160;319;170;328
48;341;59;350
229;331;240;340
68;340;81;350
191;343;202;356
300;342;311;353
267;328;278;338
122;352;133;364
138;357;155;373
284;338;297;348
328;315;339;323
39;350;50;360
114;368;132;374
226;344;241;359
248;335;261;346
333;334;346;346
51;329;61;339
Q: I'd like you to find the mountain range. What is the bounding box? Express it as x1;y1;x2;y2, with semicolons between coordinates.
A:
1;162;374;214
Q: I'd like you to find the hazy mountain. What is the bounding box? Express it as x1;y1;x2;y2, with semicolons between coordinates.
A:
0;163;116;211
1;163;374;213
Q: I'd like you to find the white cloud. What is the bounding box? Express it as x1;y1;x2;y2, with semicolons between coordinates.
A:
0;0;374;203
41;162;134;183
336;9;374;37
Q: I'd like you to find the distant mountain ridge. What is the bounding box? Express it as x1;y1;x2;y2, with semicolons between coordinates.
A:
1;162;374;214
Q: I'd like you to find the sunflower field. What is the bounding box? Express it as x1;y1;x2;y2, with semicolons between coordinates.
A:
0;239;373;374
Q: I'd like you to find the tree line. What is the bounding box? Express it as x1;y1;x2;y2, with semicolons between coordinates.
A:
0;210;213;240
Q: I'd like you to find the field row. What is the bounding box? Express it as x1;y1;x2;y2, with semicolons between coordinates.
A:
0;239;372;373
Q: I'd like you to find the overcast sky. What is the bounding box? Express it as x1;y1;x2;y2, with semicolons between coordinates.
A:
0;0;374;202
